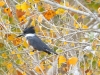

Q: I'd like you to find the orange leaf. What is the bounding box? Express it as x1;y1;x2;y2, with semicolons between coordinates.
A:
16;70;23;75
68;57;78;65
34;0;40;3
43;10;55;20
0;1;5;7
4;8;12;17
55;0;61;3
18;16;27;25
16;9;25;18
13;38;22;46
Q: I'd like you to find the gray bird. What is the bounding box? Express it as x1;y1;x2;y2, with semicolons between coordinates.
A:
17;26;57;55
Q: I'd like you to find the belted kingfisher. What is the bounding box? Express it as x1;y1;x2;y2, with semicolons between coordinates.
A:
17;26;57;55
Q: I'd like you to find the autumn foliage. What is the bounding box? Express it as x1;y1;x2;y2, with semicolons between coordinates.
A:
0;0;100;75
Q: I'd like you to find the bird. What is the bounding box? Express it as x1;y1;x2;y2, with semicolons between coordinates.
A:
17;26;58;55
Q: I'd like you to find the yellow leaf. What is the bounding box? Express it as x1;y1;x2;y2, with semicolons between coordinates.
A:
17;54;21;58
71;43;75;46
25;10;30;16
0;1;5;7
16;4;21;10
63;42;67;45
98;7;100;14
68;57;78;65
46;39;52;43
74;22;80;29
66;30;69;34
31;19;36;26
21;2;30;11
7;62;13;69
28;0;34;4
29;51;34;55
2;53;7;58
56;8;65;15
11;51;16;54
58;55;67;67
6;34;16;41
6;20;10;24
34;62;45;74
98;60;100;67
66;2;69;7
87;72;91;75
82;25;88;29
38;14;43;23
81;15;85;19
22;39;29;48
23;72;26;75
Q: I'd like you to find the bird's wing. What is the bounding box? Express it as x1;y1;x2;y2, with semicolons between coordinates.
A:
26;35;52;53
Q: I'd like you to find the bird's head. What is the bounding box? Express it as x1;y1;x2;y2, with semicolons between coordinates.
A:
17;26;35;37
23;26;35;35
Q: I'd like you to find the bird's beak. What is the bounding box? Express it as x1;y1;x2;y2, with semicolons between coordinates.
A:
16;34;24;38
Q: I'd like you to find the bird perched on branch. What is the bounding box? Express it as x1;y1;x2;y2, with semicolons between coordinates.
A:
17;26;57;55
